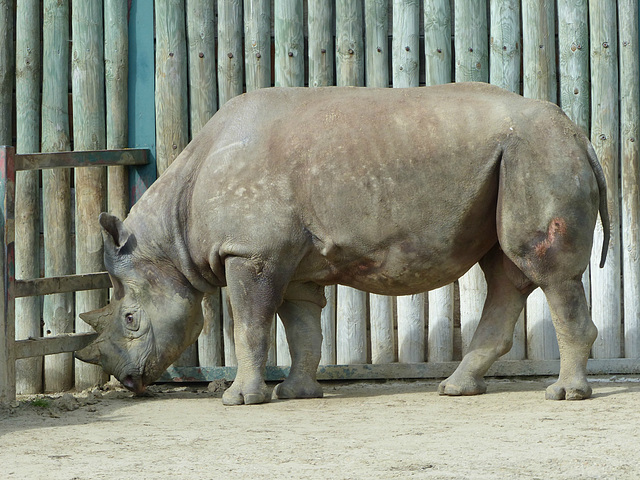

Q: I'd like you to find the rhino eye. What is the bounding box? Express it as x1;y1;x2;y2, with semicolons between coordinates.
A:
124;313;140;332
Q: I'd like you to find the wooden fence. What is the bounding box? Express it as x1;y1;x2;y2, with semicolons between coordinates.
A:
0;1;639;398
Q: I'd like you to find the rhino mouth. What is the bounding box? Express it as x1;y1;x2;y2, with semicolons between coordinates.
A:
120;373;147;394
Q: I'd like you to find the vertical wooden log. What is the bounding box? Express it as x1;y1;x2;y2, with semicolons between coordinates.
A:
336;0;365;86
425;0;454;363
619;0;640;358
455;1;488;356
245;0;271;91
105;0;130;220
589;1;621;359
42;0;73;393
428;284;453;362
186;0;220;367
489;0;521;93
337;281;367;364
221;288;237;366
0;146;16;405
392;0;419;88
336;0;367;366
276;316;291;366
0;0;13;144
557;0;591;343
489;0;524;360
155;0;189;176
275;0;304;87
15;0;43;394
309;0;335;87
320;285;337;364
369;294;393;363
364;0;388;88
397;294;425;363
424;0;452;86
73;0;109;390
218;0;243;106
522;0;558;361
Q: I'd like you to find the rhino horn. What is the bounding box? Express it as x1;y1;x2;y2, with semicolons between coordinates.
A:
79;303;115;334
74;341;101;365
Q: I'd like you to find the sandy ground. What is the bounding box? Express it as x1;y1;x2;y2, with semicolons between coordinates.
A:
1;376;640;480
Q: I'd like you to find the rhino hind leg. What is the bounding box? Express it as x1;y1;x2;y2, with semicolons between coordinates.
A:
439;246;530;396
274;283;326;400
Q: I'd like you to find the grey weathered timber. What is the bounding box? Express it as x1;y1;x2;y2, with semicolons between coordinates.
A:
309;0;334;87
15;273;112;298
336;0;365;86
41;0;74;393
105;0;130;220
15;0;42;394
364;0;388;88
16;333;99;360
72;0;109;389
244;0;270;91
155;0;189;175
217;0;243;106
320;284;337;364
618;0;639;358
454;1;488;356
557;0;591;345
0;0;13;145
397;294;425;363
16;149;149;171
423;0;451;86
589;1;621;359
159;358;640;383
370;294;394;363
424;0;453;362
275;0;304;87
392;0;419;88
335;0;367;365
187;0;220;368
522;0;558;362
489;0;520;93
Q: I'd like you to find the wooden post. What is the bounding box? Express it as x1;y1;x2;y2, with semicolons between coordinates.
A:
218;0;243;106
186;0;221;368
320;285;337;364
41;0;74;393
221;288;237;366
424;0;452;86
15;0;43;394
0;0;13;145
155;0;189;176
244;0;271;91
424;0;454;363
105;0;129;220
72;0;109;390
522;0;559;361
589;1;621;359
364;0;388;88
489;0;524;360
369;294;393;363
275;0;304;88
392;0;419;88
336;0;367;364
397;294;425;363
619;0;640;358
309;0;334;87
336;0;364;87
557;0;591;348
0;146;16;405
454;0;488;356
489;0;521;93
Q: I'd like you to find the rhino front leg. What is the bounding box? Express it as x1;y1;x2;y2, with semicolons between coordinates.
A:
222;257;284;405
274;282;325;400
439;248;529;396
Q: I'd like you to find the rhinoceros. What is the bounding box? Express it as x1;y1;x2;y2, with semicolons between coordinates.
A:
75;82;609;404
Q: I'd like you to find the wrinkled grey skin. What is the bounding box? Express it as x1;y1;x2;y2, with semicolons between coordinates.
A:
76;83;609;404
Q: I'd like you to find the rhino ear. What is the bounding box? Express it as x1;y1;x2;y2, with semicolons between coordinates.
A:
99;212;130;251
79;302;115;334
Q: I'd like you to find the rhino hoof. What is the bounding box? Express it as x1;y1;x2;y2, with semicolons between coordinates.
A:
438;375;487;396
545;382;592;401
222;384;272;405
274;378;324;400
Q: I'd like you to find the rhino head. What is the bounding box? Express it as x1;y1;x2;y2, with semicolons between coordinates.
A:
75;213;204;393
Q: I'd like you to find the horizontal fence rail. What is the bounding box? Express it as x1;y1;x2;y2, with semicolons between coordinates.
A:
0;146;149;405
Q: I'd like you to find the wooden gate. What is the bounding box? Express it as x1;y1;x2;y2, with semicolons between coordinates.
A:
1;1;639;400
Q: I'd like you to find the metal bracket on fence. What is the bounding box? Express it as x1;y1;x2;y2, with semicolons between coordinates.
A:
0;145;150;405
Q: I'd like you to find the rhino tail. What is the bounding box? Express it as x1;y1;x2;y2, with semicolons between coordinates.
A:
586;142;610;268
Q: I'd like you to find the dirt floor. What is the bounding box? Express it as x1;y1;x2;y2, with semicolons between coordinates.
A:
1;376;640;480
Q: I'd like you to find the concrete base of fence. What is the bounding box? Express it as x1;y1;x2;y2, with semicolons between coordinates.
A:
159;358;640;383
